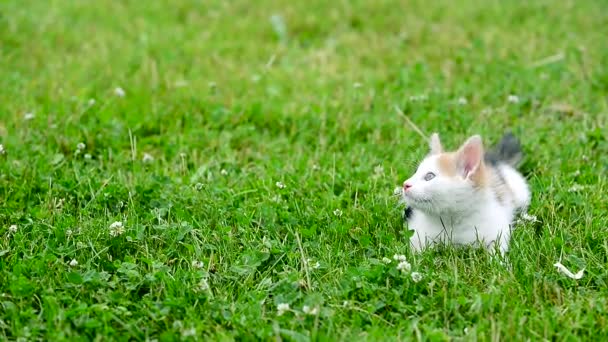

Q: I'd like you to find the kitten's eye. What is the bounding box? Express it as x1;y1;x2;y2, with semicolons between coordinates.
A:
423;172;436;181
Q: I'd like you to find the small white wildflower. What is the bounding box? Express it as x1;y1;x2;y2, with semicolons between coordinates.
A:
393;254;406;262
84;153;92;159
0;144;5;155
373;165;384;175
174;80;189;88
507;94;520;104
411;271;423;282
77;142;86;151
192;260;204;269
8;225;18;233
275;181;285;189
114;87;126;97
306;258;320;269
408;94;428;102
312;164;320;171
572;170;581;177
520;213;538;222
333;209;342;217
302;305;319;315
393;186;403;196
353;82;362;88
69;259;78;267
270;195;282;203
181;327;196;338
277;303;290;316
66;229;73;237
382;257;392;264
179;152;187;158
397;260;411;273
220;169;228;176
568;184;584;193
142;153;154;163
457;97;468;105
342;300;350;307
194;183;204;191
554;262;584;280
87;98;96;106
194;278;210;292
24;112;35;121
109;221;125;237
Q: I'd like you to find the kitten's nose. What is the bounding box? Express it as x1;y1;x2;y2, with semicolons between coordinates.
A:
403;182;413;191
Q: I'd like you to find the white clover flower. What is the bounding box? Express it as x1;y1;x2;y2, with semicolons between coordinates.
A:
306;258;320;269
194;278;210;292
181;327;196;338
408;94;428;102
373;165;384;175
457;97;468;105
507;94;520;104
275;181;285;189
77;142;86;151
114;87;126;97
24;112;35;121
192;260;204;269
302;305;319;315
397;260;411;273
568;184;584;193
312;164;320;171
66;229;73;237
411;271;423;282
333;209;342;217
0;144;5;155
393;254;406;262
69;259;79;267
382;257;392;264
220;169;228;176
84;153;92;160
142;153;154;163
88;98;96;106
520;213;539;222
8;225;17;233
277;303;290;316
109;221;125;237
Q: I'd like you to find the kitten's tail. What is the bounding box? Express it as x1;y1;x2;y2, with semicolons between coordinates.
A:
484;132;524;168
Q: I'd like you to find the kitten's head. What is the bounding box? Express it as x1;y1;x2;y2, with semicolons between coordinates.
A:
402;133;488;215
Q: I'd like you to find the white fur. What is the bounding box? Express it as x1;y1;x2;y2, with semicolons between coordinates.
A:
402;155;530;254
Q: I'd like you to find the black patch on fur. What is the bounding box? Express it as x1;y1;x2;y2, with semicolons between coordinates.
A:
484;132;524;167
403;207;413;221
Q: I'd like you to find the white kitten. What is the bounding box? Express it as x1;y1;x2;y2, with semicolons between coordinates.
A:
401;132;531;254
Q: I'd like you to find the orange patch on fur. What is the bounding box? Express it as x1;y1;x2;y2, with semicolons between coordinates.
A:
437;153;458;177
437;152;489;188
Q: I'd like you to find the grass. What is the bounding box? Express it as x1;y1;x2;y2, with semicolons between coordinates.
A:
1;0;607;340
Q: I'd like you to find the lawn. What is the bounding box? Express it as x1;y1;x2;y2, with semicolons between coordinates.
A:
1;0;607;340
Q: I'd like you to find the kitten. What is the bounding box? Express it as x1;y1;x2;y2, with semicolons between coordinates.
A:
400;132;531;254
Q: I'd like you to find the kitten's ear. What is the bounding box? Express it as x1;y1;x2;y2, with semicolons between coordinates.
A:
429;133;443;154
457;135;484;179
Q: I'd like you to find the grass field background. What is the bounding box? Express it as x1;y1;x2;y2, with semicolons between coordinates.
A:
1;0;607;340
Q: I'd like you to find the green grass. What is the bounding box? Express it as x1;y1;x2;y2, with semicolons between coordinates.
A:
1;0;607;340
